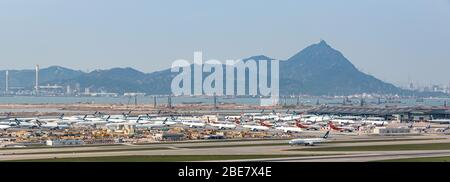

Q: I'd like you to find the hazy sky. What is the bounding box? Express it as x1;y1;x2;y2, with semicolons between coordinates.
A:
0;0;449;87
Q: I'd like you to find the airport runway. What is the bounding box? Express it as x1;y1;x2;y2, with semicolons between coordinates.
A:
1;135;450;161
214;151;450;162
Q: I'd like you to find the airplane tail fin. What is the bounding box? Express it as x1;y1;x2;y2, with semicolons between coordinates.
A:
136;116;142;123
323;131;330;139
328;121;341;131
235;117;241;125
295;120;306;128
59;113;64;119
35;120;42;127
260;121;272;127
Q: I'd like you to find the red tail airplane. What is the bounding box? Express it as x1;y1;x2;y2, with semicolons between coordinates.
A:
328;121;354;132
295;119;321;131
259;121;274;127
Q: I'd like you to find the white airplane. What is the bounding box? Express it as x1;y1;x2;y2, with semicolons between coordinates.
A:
331;116;362;125
84;117;105;122
180;117;206;128
108;116;146;126
429;116;450;124
241;124;270;131
10;117;38;122
233;117;270;131
413;124;431;132
331;119;357;125
361;117;387;126
252;110;279;121
277;112;302;122
328;121;355;132
59;114;88;121
294;120;322;131
96;115;130;123
36;120;70;130
225;115;242;120
0;120;15;126
289;131;330;146
136;123;166;129
207;118;236;130
182;121;205;128
134;117;173;129
139;117;177;125
155;118;177;126
275;126;303;133
0;125;11;130
302;115;332;123
15;120;39;128
75;119;108;126
433;126;450;132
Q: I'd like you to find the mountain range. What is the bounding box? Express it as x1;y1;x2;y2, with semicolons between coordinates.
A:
0;41;445;97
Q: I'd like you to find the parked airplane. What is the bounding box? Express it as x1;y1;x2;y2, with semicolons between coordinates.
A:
251;110;278;121
207;117;237;130
36;120;70;130
241;124;270;132
429;116;450;124
302;115;332;123
180;117;206;128
275;125;303;133
278;111;302;121
14;119;38;128
237;117;270;131
135;117;175;129
75;118;109;126
136;122;166;129
330;116;361;125
0;125;11;130
289;131;330;146
415;124;431;132
361;117;387;126
328;121;354;132
295;120;321;131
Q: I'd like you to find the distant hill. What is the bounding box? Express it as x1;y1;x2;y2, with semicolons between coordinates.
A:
0;66;83;89
279;40;404;95
0;41;446;97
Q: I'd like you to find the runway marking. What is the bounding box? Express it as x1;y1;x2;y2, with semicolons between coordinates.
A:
219;151;450;162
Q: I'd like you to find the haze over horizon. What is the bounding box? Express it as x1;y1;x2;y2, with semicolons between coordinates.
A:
0;0;449;87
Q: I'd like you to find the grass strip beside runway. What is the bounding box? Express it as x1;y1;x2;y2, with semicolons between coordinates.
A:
2;147;173;155
289;143;450;152
375;156;450;162
7;155;318;162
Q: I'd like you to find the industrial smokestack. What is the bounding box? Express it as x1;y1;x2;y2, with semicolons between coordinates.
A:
35;65;39;95
5;70;9;93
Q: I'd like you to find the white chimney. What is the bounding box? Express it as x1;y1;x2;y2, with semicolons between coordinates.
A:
5;70;9;93
35;65;39;95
